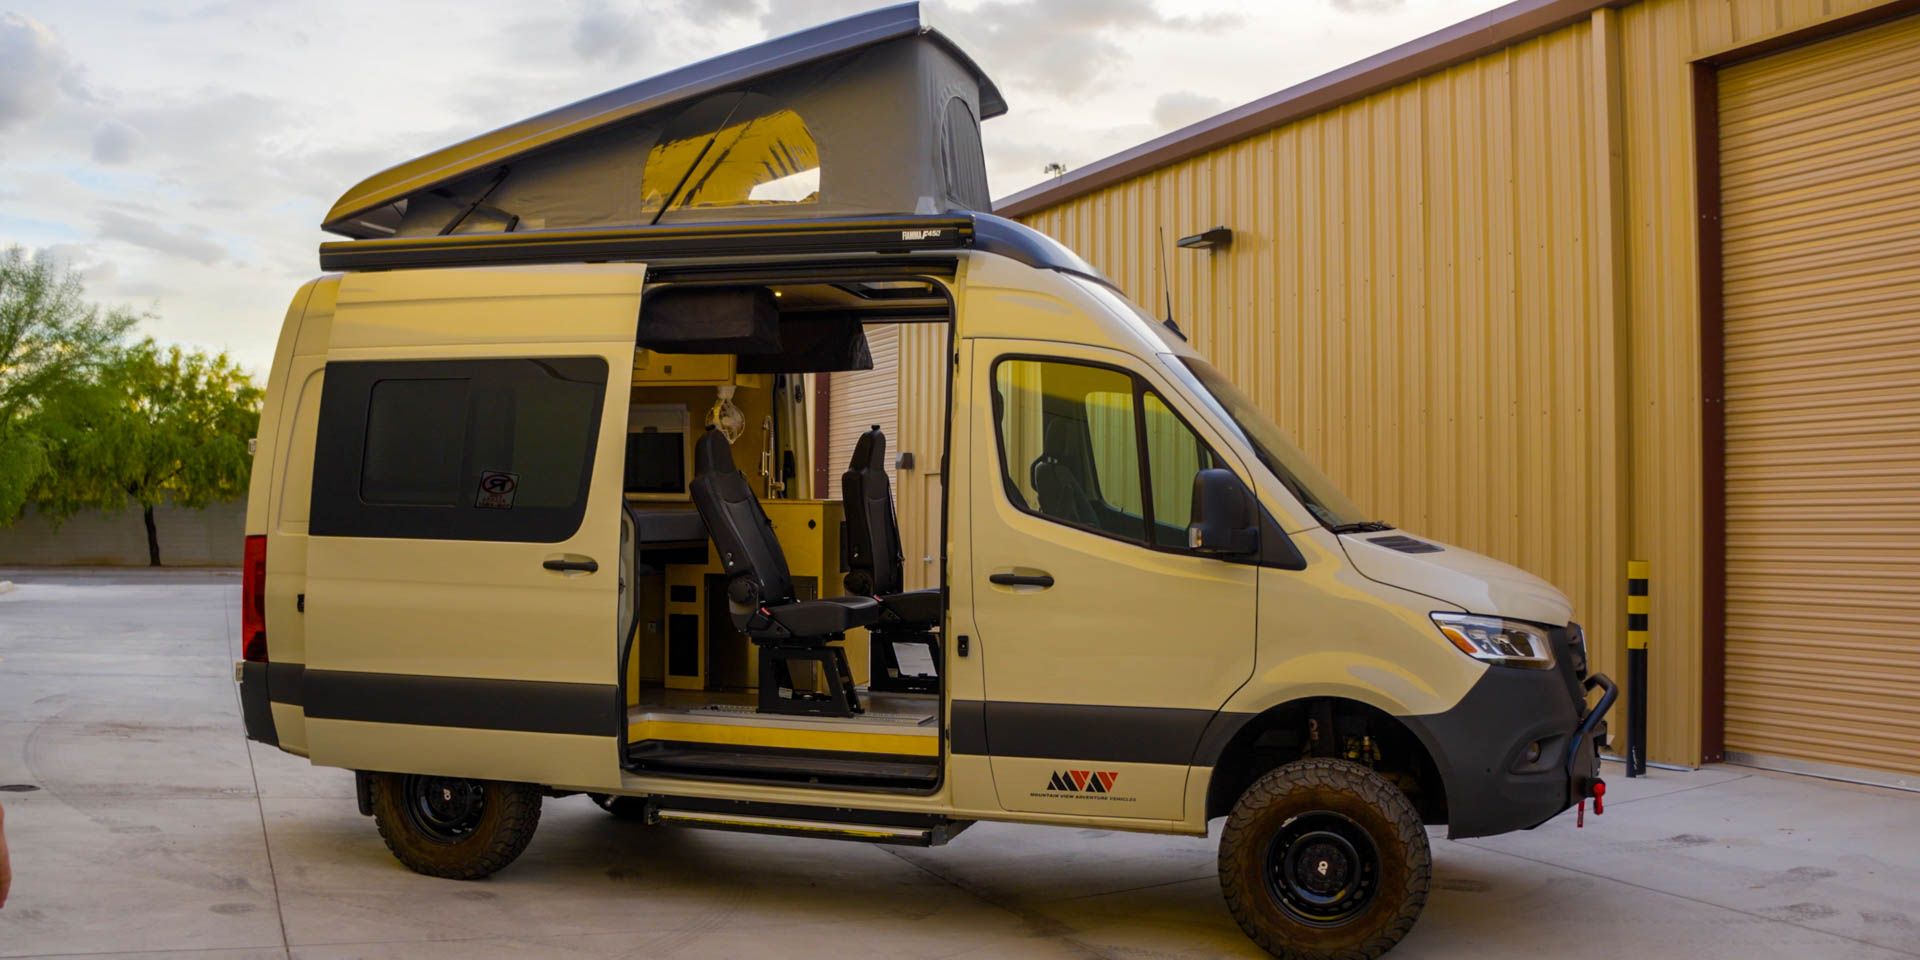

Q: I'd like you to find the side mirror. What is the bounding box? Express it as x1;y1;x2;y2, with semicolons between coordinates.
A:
1187;468;1259;556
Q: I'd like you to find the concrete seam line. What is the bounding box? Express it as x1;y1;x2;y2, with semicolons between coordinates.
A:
876;845;1120;960
231;588;294;958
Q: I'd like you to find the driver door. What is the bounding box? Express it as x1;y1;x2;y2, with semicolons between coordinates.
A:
302;264;644;789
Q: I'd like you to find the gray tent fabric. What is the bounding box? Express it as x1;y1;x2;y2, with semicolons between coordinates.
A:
327;3;1002;239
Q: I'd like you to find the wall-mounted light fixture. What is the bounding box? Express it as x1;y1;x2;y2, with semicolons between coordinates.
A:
1176;226;1233;251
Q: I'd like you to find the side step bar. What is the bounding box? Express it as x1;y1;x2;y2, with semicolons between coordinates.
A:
644;797;972;847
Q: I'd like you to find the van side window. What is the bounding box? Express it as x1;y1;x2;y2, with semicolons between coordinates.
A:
1143;390;1224;548
991;358;1147;544
311;357;608;542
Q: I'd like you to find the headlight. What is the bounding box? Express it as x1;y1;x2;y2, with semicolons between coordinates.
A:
1430;613;1556;669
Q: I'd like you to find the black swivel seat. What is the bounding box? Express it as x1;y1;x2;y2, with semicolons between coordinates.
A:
842;426;944;694
690;429;881;717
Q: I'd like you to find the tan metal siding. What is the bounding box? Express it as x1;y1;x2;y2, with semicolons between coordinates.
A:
1717;13;1920;777
826;323;900;501
1020;22;1636;746
894;323;948;591
992;0;1910;766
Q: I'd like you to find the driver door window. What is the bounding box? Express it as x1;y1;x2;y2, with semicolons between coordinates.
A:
990;358;1224;551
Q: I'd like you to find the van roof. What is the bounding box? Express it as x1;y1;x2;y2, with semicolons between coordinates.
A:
322;3;1007;239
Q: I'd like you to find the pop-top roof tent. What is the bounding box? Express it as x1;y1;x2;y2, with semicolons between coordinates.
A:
322;3;1006;241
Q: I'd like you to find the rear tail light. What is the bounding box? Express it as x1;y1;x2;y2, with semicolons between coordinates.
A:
242;535;267;662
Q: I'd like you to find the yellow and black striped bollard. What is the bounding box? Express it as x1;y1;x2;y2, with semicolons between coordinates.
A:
1626;561;1649;778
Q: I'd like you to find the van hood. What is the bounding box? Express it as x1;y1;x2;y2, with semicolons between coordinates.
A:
1338;531;1573;627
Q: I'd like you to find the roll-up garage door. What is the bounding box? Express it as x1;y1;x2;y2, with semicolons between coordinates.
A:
1719;14;1920;782
825;323;898;500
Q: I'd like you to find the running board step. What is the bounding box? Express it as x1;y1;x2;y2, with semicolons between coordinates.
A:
644;797;971;847
627;742;939;790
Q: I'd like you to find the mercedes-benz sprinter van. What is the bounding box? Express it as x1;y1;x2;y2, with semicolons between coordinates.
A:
236;7;1613;958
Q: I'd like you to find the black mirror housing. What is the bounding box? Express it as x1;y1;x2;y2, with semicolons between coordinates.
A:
1187;468;1259;556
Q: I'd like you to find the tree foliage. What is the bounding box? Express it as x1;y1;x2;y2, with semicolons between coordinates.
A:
31;340;261;564
0;246;139;521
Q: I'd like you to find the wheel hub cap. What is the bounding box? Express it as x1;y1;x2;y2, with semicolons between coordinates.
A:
404;775;486;845
1265;812;1381;927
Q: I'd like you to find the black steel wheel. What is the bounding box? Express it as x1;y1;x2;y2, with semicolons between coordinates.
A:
1265;811;1381;927
1219;759;1429;960
403;775;488;844
368;772;541;880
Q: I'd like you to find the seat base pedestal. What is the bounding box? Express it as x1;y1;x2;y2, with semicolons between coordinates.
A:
758;644;863;717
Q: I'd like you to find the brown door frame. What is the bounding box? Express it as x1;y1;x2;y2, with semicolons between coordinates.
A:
1691;0;1920;764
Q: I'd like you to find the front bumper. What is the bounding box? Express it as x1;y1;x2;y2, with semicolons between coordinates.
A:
1402;625;1616;839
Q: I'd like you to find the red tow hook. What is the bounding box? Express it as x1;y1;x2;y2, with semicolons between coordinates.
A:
1577;779;1607;828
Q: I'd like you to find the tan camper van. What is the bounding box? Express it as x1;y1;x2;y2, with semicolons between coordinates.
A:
236;6;1613;958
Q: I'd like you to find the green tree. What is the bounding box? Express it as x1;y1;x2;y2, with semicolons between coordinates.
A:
32;340;261;566
0;246;139;520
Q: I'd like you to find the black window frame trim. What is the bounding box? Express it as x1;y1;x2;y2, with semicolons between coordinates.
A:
986;352;1285;566
310;355;611;544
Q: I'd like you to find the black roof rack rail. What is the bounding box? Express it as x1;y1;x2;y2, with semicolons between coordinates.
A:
317;215;975;273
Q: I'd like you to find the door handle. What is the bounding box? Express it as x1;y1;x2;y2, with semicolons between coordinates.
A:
989;572;1053;588
543;558;599;573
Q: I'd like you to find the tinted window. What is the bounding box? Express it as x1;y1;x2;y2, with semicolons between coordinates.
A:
1143;391;1223;548
312;357;608;542
361;379;468;505
991;358;1146;544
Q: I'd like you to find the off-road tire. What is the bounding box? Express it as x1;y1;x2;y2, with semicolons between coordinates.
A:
1219;759;1430;960
368;773;542;880
588;793;649;820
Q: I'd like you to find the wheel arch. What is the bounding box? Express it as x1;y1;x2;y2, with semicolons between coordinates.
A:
1201;696;1449;825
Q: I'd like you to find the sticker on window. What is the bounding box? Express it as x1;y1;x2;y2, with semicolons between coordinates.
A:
476;471;518;509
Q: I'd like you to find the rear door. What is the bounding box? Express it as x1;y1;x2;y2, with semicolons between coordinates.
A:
303;264;644;789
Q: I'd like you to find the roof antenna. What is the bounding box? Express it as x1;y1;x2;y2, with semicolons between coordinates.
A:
1157;227;1187;341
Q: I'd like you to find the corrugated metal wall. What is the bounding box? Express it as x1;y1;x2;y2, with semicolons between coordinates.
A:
894;322;948;591
826;324;900;500
994;0;1904;766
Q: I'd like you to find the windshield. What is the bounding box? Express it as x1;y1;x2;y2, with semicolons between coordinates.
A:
1173;357;1369;530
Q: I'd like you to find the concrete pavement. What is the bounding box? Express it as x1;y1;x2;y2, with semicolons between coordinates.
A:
1;567;1916;959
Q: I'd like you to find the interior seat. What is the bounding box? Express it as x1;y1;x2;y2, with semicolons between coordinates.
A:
691;428;878;715
842;426;942;694
1030;419;1100;527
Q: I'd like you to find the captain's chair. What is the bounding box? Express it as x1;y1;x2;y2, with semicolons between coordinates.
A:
842;426;943;694
691;428;879;716
1030;419;1100;527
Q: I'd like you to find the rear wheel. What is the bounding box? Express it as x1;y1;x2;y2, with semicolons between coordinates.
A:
1219;759;1429;960
368;773;541;880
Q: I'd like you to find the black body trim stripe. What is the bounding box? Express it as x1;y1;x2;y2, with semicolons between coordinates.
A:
303;669;621;737
950;699;1245;767
239;661;279;746
266;661;306;707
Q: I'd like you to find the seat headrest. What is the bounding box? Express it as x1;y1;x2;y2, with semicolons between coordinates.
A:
695;428;734;475
851;426;887;472
1043;419;1079;461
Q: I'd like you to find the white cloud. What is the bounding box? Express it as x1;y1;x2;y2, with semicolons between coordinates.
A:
1151;91;1227;132
0;12;86;128
91;119;139;164
572;0;652;65
1330;0;1406;12
95;210;226;266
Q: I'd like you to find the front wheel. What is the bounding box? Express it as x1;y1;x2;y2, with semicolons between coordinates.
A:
368;772;542;880
1219;759;1430;960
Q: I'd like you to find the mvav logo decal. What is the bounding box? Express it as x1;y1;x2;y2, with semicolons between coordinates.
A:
1045;770;1119;794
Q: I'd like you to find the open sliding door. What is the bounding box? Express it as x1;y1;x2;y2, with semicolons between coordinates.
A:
302;264;645;789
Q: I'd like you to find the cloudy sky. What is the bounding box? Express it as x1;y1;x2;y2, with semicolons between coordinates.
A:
1;0;1503;373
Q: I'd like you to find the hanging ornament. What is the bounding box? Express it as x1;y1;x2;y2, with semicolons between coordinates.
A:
707;385;746;443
